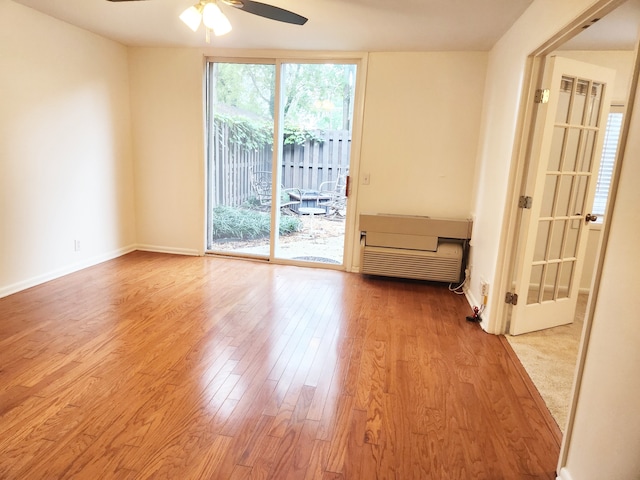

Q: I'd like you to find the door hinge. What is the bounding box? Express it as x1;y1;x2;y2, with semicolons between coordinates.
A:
534;88;550;104
518;195;533;209
505;292;519;305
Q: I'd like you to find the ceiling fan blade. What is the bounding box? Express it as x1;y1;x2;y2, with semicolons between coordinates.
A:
225;0;308;25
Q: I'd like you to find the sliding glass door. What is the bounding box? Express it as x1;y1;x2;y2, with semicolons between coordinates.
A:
275;62;356;264
206;61;276;257
206;58;358;267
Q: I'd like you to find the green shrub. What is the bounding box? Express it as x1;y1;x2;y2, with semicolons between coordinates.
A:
212;206;302;240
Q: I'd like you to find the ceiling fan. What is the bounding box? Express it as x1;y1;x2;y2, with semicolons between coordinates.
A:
107;0;307;39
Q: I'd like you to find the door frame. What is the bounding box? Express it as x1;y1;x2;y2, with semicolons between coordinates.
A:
494;0;631;336
203;51;369;271
490;0;640;471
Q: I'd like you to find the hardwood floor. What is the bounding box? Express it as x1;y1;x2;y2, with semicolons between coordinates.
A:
0;251;559;479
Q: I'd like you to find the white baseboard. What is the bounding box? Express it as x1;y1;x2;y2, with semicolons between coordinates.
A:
464;287;479;313
556;467;574;480
463;287;492;332
136;244;201;256
0;244;137;299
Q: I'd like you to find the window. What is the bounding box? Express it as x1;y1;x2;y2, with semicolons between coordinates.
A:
592;105;624;223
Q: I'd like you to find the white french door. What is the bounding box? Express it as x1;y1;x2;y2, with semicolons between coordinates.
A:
510;56;616;335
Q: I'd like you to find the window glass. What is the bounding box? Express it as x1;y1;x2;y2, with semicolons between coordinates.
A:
592;105;624;223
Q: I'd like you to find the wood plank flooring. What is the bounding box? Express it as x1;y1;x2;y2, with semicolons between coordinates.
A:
0;251;560;479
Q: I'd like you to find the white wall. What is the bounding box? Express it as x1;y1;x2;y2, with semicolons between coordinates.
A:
559;58;640;480
128;48;205;255
128;49;487;265
0;0;136;297
356;52;486;219
353;52;487;270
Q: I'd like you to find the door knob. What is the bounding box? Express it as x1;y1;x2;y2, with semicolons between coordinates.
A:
585;213;598;223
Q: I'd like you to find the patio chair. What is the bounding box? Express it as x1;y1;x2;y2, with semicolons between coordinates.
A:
250;169;302;214
318;171;348;217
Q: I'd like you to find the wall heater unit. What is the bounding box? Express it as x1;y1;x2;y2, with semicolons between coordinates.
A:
359;214;473;283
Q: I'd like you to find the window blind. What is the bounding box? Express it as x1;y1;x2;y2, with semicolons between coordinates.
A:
592;110;623;220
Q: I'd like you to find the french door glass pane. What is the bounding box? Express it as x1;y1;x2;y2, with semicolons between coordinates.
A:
556;176;573;216
579;129;597;172
563;128;580;171
556;77;573;123
570;79;588;125
574;175;589;215
541;175;557;217
533;220;551;263
543;263;559;301
549;127;565;171
549;220;567;260
558;261;575;299
587;83;603;127
528;264;543;305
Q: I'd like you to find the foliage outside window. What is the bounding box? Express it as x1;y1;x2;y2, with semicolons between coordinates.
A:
213;62;355;147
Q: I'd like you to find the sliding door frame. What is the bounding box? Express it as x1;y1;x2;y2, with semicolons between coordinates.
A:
204;51;369;271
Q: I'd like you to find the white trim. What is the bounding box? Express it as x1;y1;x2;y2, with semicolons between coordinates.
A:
136;244;201;256
0;244;137;299
556;467;574;480
527;283;591;296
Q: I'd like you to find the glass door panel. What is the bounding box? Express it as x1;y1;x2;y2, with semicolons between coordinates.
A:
206;61;276;257
274;63;357;265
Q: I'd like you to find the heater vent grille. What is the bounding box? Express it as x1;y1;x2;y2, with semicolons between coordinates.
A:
361;243;462;282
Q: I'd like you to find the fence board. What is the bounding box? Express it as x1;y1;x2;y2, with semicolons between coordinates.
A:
211;126;351;207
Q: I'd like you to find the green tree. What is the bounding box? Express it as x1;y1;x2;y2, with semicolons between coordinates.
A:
213;62;355;131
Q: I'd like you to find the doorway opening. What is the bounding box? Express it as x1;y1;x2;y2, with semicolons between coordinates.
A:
205;59;358;267
502;0;640;435
505;102;626;431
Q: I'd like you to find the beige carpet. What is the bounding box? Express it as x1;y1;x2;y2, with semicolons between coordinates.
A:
505;294;588;433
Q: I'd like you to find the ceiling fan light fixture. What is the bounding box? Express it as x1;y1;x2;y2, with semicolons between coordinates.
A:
202;2;232;36
179;5;203;32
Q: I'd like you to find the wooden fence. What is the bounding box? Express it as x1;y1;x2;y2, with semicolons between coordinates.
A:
211;125;351;207
280;129;351;192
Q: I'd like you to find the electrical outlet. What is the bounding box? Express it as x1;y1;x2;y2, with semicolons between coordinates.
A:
74;240;81;252
362;173;370;185
481;280;490;296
